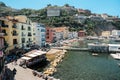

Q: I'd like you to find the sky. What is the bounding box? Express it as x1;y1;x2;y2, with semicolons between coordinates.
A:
0;0;120;17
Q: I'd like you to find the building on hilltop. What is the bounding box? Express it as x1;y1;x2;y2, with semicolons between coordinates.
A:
101;31;111;38
112;30;120;38
78;30;86;37
47;7;60;17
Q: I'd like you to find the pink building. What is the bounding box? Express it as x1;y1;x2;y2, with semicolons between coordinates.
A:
78;30;86;37
46;27;55;43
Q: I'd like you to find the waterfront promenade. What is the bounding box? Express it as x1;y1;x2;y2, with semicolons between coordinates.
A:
7;59;44;80
52;47;88;51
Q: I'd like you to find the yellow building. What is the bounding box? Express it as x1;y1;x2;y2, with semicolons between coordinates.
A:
101;31;110;37
0;17;19;54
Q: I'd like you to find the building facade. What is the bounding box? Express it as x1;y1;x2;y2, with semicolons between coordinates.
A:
101;31;111;38
78;30;86;37
112;30;120;38
15;15;34;49
46;27;69;43
33;23;46;47
46;27;55;43
0;17;19;52
68;31;78;39
0;21;5;80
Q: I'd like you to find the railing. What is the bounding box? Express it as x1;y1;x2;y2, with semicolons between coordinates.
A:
52;47;88;51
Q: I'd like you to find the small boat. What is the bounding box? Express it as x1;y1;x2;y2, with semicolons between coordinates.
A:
117;63;120;67
92;53;98;56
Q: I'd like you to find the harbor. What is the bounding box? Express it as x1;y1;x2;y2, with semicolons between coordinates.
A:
53;51;120;80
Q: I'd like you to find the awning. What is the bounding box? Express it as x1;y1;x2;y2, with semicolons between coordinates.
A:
21;57;31;60
27;54;38;57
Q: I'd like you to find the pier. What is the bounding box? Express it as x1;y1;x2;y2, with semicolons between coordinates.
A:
51;47;88;51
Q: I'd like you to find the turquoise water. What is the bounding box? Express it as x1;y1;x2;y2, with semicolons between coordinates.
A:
53;51;120;80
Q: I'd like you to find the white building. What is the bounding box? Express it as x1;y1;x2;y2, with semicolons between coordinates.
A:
15;15;34;48
74;14;87;24
68;31;78;39
109;44;120;52
112;30;120;38
33;23;46;47
55;32;63;41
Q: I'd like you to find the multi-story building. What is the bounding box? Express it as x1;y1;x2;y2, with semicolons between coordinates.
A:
101;31;111;38
53;27;69;40
15;15;34;48
33;23;46;47
46;27;69;43
47;7;60;17
0;17;19;52
112;30;120;38
78;30;86;37
0;20;5;80
68;31;78;39
74;14;87;24
46;27;55;43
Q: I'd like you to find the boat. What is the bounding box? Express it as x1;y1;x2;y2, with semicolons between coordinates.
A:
92;53;98;56
20;50;47;67
110;53;120;60
117;63;120;67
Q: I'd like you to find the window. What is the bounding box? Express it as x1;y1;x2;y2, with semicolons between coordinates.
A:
12;30;18;36
28;32;32;36
12;23;17;28
21;38;25;43
28;27;31;31
13;39;17;44
2;29;7;35
21;25;25;30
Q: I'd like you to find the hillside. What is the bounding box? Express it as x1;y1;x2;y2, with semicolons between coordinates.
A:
0;2;120;36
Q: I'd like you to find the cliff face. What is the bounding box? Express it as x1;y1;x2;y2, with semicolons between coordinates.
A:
94;22;117;36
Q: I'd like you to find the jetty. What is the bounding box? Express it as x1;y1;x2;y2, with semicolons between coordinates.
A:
51;47;88;51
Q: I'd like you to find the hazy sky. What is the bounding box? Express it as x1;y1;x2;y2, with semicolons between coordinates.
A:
0;0;120;17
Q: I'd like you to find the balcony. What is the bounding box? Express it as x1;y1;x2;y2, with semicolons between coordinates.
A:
1;24;8;28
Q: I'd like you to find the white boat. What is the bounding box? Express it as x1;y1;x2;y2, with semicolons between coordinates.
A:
117;63;120;67
92;53;98;56
110;53;120;60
